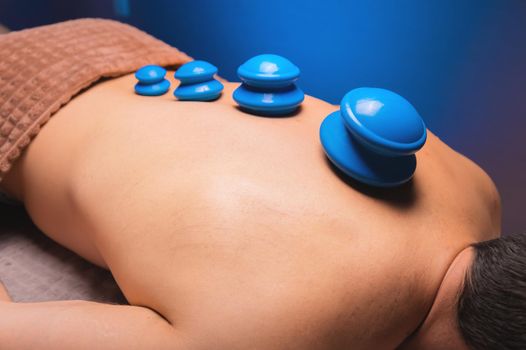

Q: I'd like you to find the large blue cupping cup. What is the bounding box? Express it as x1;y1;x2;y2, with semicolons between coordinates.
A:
320;87;427;187
233;54;304;116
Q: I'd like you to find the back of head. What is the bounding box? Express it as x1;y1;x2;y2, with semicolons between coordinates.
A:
458;233;526;350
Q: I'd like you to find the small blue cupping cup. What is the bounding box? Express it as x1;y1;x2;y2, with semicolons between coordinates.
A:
134;65;170;96
174;60;224;101
320;87;427;187
233;54;305;116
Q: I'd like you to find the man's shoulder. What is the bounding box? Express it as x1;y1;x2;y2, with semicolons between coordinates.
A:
426;131;501;240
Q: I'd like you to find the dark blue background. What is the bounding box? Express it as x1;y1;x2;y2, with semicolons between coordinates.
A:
1;0;524;234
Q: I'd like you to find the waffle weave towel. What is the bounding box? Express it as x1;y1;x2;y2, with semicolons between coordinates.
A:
0;18;192;182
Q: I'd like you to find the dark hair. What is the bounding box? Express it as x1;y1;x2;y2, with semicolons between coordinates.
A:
457;233;526;350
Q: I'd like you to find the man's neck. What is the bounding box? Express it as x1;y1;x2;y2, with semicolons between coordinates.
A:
398;247;474;350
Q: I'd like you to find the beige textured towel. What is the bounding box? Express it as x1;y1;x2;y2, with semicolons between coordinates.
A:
0;18;192;182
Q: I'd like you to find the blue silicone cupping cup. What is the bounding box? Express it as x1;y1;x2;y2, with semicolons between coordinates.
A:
134;65;170;96
233;54;304;116
320;87;427;187
174;60;224;101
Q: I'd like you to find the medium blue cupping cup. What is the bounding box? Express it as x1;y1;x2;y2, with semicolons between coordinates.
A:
134;65;170;96
233;54;304;116
174;60;224;101
320;87;427;187
237;54;300;88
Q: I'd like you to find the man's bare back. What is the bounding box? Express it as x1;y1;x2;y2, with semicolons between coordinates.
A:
0;74;500;349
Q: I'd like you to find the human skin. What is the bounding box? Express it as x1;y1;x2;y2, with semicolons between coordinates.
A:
0;73;501;349
398;247;475;349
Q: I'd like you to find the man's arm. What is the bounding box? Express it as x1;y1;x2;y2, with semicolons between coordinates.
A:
0;298;182;349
